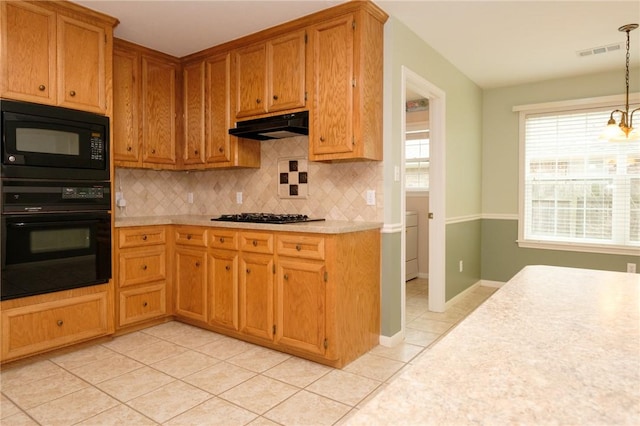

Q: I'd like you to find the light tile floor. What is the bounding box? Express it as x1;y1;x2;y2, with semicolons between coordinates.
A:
0;279;496;426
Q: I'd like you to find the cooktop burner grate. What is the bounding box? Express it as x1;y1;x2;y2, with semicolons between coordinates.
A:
211;213;325;224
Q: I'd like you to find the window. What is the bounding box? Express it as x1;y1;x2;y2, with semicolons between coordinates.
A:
405;104;430;191
406;129;429;190
517;98;639;254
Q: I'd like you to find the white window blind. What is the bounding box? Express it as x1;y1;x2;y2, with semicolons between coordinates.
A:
522;106;639;251
406;130;430;190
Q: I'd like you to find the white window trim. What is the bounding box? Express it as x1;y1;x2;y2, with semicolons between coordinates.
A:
514;93;640;256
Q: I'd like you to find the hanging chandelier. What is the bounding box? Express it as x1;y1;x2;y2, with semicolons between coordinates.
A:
602;23;639;142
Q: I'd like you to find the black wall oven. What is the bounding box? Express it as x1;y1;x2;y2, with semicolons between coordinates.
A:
1;99;109;181
1;180;112;300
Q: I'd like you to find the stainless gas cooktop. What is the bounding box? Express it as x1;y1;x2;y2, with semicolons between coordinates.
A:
211;213;325;224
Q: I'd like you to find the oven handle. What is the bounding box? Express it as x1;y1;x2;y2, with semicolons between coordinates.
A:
6;218;106;228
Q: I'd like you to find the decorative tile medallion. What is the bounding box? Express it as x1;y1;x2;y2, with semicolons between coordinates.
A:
278;157;308;199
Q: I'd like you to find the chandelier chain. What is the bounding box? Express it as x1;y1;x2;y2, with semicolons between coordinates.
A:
625;28;630;112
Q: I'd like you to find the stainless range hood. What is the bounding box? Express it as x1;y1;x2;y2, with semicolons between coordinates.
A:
228;111;308;140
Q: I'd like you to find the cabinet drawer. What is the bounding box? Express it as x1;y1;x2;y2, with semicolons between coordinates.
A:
1;292;109;360
240;231;274;254
175;226;208;247
209;228;239;250
276;234;325;260
118;246;166;287
118;226;166;248
119;283;167;326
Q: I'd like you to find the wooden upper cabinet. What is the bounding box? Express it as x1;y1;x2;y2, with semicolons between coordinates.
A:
268;31;306;113
182;61;206;166
57;15;106;112
307;15;354;159
0;1;115;114
0;1;56;104
234;43;268;118
206;54;232;164
142;56;177;165
307;7;385;161
113;46;139;163
233;30;306;119
180;53;260;170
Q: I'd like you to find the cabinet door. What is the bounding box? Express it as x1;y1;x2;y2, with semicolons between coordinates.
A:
239;252;274;341
206;54;232;164
234;43;267;118
308;14;355;158
142;56;177;165
267;31;305;112
183;61;206;166
175;246;207;322
57;14;106;113
208;249;239;331
276;258;326;355
0;1;56;104
113;48;140;163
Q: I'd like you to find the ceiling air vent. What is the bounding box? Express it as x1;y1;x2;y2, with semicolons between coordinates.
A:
577;43;621;57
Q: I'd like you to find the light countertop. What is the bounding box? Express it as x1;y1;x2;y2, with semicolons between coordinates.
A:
115;215;382;234
346;265;640;425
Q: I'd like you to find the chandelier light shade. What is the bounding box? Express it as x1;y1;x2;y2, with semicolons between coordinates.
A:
603;23;640;142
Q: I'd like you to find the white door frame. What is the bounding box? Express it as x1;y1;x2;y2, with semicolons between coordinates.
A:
400;66;446;333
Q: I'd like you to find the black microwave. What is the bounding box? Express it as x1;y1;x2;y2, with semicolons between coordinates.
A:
1;99;109;181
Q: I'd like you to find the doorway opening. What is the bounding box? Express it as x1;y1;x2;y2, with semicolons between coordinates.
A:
400;67;446;337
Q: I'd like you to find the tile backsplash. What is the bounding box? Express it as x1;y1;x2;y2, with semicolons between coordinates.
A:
114;137;383;221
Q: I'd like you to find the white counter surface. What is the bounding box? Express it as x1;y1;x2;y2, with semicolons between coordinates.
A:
346;265;640;425
115;215;382;234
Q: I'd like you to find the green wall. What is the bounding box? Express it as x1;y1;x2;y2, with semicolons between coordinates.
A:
482;220;640;282
446;220;481;300
380;16;484;336
481;68;640;281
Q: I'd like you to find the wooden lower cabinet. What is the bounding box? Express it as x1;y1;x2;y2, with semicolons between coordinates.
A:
208;248;239;331
175;226;380;368
115;226;169;330
239;251;275;341
174;246;207;322
1;285;112;362
173;226;208;322
276;257;326;355
119;283;167;327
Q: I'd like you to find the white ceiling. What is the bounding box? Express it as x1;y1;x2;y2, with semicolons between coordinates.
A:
75;0;640;89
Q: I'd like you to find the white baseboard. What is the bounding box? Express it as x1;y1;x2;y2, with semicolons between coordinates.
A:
445;280;481;309
480;279;505;288
379;330;403;348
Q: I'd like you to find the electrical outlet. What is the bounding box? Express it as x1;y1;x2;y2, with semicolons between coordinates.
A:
187;192;194;204
459;260;464;272
236;192;243;204
366;190;376;206
628;263;637;273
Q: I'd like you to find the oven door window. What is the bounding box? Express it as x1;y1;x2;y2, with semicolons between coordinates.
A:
30;227;91;255
1;213;112;300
